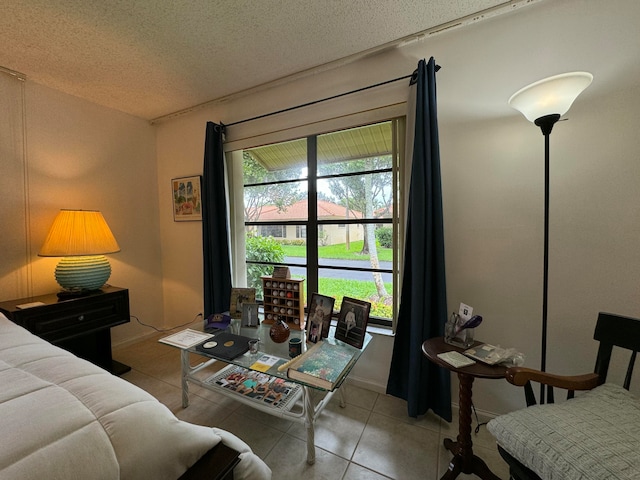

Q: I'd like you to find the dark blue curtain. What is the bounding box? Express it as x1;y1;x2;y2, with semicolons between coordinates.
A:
202;121;232;316
386;58;451;421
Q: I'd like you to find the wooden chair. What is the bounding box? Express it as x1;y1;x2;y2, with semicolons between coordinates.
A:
493;312;640;480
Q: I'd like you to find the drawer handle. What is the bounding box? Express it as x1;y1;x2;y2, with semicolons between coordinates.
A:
78;315;85;321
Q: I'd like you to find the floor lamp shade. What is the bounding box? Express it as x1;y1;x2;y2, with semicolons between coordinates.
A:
508;72;593;123
39;210;120;293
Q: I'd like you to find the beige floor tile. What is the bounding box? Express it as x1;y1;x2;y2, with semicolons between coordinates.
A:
121;369;185;410
234;403;296;433
216;410;285;459
372;393;442;433
343;462;394;480
265;433;350;480
342;383;379;410
286;399;370;460
174;394;236;427
352;412;441;480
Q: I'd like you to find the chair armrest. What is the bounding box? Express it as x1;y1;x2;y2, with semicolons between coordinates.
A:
506;367;600;391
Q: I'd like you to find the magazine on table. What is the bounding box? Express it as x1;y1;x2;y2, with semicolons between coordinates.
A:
205;364;302;410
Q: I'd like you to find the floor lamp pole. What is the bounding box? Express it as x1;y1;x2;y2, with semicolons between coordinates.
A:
535;113;560;404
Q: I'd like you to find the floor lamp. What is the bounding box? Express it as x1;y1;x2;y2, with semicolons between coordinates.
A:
509;72;593;403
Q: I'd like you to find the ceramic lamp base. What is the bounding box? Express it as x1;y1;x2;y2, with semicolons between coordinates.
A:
55;255;112;293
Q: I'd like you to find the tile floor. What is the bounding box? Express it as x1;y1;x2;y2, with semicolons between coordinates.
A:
113;328;509;480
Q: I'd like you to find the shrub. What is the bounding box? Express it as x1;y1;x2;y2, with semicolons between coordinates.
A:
375;227;393;248
245;236;285;296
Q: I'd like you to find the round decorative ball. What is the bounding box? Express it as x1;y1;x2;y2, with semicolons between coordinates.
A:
269;319;290;343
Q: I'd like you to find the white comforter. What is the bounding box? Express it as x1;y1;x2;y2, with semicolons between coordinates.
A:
0;313;271;480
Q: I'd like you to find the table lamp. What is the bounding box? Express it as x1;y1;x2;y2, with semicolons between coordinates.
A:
39;209;120;297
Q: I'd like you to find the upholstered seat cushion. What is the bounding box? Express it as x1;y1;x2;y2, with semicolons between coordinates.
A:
487;383;640;480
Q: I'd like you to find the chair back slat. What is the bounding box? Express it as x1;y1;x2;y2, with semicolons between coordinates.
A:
624;350;637;390
593;312;640;389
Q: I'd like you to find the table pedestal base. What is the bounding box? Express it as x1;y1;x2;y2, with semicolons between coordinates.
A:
440;373;501;480
442;438;500;480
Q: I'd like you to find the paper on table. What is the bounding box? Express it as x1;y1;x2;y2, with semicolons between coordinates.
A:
250;354;282;372
159;329;214;348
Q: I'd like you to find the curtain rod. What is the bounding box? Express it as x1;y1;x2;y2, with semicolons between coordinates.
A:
222;72;414;129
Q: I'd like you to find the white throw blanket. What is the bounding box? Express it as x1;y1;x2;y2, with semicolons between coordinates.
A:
0;313;271;480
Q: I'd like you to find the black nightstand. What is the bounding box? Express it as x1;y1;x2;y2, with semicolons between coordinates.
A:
0;286;131;375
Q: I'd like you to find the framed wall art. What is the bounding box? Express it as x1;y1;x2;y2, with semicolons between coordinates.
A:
335;297;371;349
172;175;202;221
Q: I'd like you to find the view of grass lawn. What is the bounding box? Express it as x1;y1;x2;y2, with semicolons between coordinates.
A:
282;240;393;319
320;277;393;318
282;240;392;262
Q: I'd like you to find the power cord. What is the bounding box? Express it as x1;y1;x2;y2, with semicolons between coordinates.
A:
131;313;203;332
472;402;488;434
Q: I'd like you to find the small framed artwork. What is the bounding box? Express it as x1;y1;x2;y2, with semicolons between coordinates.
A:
241;303;260;327
307;293;335;340
335;297;371;349
307;320;322;344
172;175;202;222
230;288;256;319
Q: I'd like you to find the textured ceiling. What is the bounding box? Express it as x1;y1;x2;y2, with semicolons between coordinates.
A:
1;0;509;120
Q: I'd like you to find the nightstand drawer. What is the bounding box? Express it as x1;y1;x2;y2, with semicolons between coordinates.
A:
2;287;129;344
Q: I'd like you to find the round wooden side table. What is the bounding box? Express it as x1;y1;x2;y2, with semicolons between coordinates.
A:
422;337;507;480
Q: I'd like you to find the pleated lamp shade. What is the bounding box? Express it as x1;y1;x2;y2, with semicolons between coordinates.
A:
39;210;120;293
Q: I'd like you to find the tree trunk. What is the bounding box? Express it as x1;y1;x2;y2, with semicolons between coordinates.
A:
364;168;387;297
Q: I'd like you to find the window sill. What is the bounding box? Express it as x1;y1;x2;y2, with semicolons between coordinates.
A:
366;324;394;337
328;319;394;337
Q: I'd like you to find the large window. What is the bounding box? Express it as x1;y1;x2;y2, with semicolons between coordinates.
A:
236;120;400;327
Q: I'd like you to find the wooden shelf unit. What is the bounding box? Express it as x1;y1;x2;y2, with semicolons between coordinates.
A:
261;277;305;330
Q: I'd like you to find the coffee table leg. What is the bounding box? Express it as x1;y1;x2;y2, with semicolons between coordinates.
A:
180;349;190;408
338;385;346;408
303;387;316;464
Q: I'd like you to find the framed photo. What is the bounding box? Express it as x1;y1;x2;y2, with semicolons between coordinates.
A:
241;302;260;327
172;175;202;222
306;321;322;344
307;293;335;340
335;297;371;349
230;288;256;319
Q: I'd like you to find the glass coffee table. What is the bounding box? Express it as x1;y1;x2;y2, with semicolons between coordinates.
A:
164;321;371;464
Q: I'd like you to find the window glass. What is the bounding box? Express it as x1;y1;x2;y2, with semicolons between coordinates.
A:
240;121;397;326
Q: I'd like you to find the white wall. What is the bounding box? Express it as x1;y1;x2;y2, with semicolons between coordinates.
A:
155;0;640;414
0;81;164;344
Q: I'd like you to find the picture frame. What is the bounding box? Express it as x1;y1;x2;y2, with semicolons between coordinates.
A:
335;297;371;349
230;288;256;319
306;321;322;344
172;175;202;222
307;293;335;341
241;302;260;327
272;266;291;279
